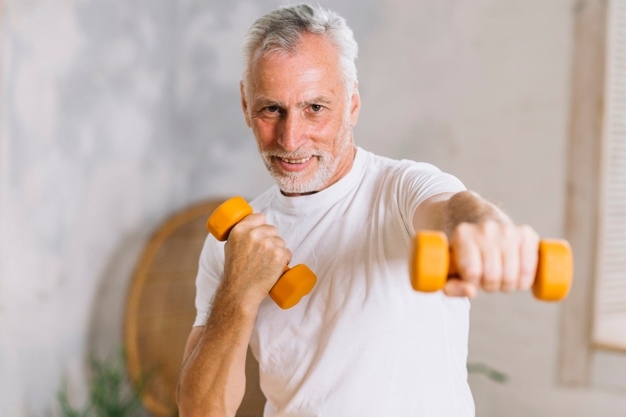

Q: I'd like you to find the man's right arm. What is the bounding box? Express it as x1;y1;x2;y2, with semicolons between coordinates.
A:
176;283;258;417
176;213;291;417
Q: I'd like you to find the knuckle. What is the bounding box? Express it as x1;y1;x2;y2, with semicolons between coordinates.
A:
259;237;273;252
452;224;476;247
270;246;284;261
453;222;473;239
251;212;266;223
520;224;539;240
482;272;499;287
240;213;264;228
458;261;481;283
482;220;498;233
520;263;536;280
480;220;501;238
481;267;501;291
228;223;245;240
500;274;517;292
248;227;264;241
501;224;516;239
266;224;279;236
494;223;515;244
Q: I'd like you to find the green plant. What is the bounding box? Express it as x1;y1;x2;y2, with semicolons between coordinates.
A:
57;351;144;417
467;362;508;383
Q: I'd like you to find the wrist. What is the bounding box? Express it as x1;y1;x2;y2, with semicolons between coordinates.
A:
445;191;512;235
213;278;264;319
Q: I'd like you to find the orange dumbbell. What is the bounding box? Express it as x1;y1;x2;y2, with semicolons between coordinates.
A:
410;231;573;301
206;196;317;309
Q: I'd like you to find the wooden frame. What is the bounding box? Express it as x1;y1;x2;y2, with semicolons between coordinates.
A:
124;200;224;416
559;0;608;386
124;198;266;417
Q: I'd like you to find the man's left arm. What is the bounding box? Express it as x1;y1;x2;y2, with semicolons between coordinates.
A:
412;190;540;299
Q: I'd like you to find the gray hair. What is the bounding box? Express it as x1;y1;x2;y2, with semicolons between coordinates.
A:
241;4;359;96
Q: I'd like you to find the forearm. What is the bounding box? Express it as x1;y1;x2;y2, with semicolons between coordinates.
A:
178;211;291;416
177;282;259;417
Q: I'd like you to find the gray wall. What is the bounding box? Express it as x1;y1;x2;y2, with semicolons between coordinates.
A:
1;0;626;416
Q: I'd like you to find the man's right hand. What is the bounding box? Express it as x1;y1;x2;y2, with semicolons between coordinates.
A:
222;213;292;307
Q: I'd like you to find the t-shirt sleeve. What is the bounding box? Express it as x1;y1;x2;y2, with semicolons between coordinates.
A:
396;161;466;236
192;234;225;327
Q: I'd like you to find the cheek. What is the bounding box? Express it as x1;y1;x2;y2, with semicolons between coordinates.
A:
313;111;342;131
252;120;277;145
318;114;348;143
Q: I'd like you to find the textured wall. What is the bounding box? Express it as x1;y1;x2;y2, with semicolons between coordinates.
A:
0;0;378;415
2;0;626;416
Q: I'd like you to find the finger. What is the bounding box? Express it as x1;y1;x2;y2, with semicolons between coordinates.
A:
282;247;293;266
238;212;266;227
500;233;521;292
249;223;282;240
269;235;287;248
519;225;540;290
473;222;506;292
265;244;292;268
229;213;268;241
451;225;483;286
444;279;478;299
480;245;503;292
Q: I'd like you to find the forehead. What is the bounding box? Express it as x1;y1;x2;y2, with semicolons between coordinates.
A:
248;34;345;101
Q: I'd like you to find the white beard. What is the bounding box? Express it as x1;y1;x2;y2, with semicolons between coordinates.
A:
261;127;352;195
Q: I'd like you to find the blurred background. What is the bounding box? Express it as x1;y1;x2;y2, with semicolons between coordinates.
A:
1;0;626;416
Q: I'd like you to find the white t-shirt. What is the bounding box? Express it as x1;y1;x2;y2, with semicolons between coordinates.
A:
194;147;474;417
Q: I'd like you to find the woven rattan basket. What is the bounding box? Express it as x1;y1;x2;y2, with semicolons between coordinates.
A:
124;199;265;416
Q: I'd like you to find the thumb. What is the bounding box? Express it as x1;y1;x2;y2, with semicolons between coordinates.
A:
443;279;478;299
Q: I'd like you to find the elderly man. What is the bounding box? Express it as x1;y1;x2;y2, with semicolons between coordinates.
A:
177;4;539;417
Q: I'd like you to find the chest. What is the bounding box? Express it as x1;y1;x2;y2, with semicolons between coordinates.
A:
250;191;424;359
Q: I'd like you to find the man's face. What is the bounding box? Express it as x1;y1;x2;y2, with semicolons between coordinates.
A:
241;34;361;195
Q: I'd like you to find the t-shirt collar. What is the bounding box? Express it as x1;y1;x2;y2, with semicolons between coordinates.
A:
271;146;368;212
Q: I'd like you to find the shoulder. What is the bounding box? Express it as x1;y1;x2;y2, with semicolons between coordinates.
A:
360;148;445;179
360;148;465;197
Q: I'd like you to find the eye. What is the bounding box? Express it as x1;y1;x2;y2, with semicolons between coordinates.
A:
266;105;280;113
310;104;323;112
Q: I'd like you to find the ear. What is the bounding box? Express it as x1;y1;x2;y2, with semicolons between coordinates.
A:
349;81;361;127
240;81;252;127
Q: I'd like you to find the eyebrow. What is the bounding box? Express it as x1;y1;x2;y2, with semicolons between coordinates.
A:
253;97;284;108
252;95;333;109
303;96;333;107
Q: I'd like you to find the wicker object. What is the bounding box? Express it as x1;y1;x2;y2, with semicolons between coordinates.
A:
124;200;265;416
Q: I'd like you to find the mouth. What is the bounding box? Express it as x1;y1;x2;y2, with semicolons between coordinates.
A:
273;155;316;172
277;156;312;164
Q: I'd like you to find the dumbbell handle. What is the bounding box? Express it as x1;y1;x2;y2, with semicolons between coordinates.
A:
410;231;573;301
206;197;316;309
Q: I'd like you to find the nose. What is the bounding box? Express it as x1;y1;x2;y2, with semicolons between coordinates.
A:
277;112;306;152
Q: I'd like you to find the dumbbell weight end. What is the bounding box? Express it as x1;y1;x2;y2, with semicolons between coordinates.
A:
410;231;450;293
532;239;573;302
270;264;317;309
206;196;253;241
